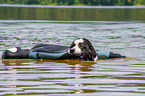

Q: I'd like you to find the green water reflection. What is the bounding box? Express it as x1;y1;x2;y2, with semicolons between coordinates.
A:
1;6;145;21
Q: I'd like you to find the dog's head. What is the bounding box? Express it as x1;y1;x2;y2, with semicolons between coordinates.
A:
68;38;98;61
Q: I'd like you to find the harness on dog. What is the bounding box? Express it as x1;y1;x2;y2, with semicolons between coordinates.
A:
2;45;126;59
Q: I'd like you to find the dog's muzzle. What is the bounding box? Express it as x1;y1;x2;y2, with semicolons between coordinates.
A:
68;48;83;60
68;48;75;54
68;48;83;56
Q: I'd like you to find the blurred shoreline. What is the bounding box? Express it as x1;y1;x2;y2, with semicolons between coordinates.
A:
0;4;145;9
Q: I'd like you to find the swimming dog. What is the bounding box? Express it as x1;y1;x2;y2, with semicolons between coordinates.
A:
68;38;98;61
2;38;125;61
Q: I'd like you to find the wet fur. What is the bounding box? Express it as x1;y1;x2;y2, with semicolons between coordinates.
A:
69;38;98;61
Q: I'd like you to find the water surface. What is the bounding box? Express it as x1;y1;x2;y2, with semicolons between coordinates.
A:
0;5;145;96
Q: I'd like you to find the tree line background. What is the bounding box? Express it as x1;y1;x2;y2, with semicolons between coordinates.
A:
0;0;145;6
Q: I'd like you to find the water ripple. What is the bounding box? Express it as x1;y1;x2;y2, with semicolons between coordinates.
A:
0;21;145;95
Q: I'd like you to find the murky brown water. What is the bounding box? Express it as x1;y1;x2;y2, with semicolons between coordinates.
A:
0;5;145;96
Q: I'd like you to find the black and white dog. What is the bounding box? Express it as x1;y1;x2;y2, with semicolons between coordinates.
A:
2;38;125;61
68;38;98;61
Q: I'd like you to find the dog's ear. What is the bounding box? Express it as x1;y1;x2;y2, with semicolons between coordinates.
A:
83;38;98;61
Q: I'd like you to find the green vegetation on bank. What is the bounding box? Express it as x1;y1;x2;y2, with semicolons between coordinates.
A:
0;0;145;6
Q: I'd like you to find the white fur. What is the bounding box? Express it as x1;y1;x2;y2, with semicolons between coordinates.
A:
73;39;84;54
7;48;17;53
94;56;98;61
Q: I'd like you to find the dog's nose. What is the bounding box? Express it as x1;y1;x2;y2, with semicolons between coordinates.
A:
70;48;75;53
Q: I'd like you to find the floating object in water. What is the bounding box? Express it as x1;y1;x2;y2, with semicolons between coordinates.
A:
2;45;126;60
